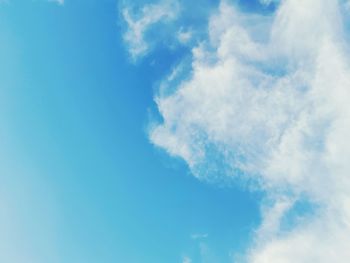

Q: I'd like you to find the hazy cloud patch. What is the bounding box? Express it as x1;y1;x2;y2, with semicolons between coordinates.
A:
121;0;180;60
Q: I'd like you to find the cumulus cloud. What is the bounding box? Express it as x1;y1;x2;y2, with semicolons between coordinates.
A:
121;0;180;60
149;0;350;261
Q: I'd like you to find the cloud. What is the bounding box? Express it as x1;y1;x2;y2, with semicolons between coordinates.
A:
121;0;180;60
182;256;192;263
177;27;193;44
149;0;350;262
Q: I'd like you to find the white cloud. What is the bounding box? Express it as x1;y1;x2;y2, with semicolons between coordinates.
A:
150;0;350;261
121;0;180;60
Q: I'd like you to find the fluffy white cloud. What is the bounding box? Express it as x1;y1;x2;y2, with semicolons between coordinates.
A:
150;0;350;261
121;0;180;59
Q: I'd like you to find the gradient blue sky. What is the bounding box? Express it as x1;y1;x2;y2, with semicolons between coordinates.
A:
0;1;271;262
8;0;350;262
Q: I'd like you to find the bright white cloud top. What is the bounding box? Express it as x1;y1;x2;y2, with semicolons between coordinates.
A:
147;0;350;262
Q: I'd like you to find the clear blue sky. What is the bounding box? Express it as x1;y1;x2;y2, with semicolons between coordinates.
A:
0;0;283;262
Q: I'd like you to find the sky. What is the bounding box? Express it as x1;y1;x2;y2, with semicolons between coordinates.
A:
1;0;350;263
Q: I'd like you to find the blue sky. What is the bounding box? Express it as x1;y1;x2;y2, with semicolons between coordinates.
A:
2;0;350;262
0;1;262;262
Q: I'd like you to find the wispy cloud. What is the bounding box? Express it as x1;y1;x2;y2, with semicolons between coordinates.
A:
182;256;192;263
121;0;180;60
48;0;64;5
177;27;193;45
150;0;350;261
